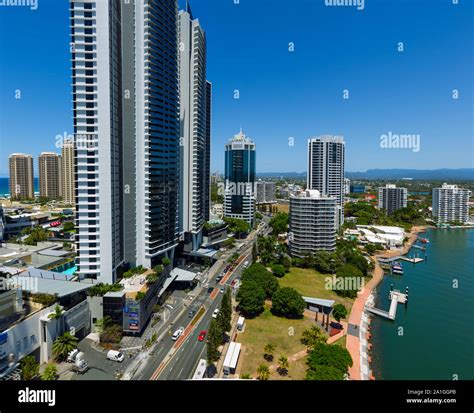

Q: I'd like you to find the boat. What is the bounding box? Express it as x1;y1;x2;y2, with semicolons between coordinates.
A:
391;261;404;275
420;238;430;244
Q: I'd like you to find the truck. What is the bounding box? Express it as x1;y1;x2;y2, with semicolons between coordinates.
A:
236;316;245;331
222;342;241;376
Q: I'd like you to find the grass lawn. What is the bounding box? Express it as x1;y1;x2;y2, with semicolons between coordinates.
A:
332;335;347;348
275;203;289;213
279;267;354;312
239;307;314;377
270;355;308;380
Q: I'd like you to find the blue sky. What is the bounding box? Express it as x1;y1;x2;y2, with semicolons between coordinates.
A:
0;0;472;176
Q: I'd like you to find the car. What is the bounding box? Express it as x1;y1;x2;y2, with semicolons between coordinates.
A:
212;309;219;318
172;327;185;341
243;261;249;268
188;309;196;318
207;287;214;294
231;279;237;287
106;350;125;363
220;287;225;293
198;330;207;341
215;275;223;282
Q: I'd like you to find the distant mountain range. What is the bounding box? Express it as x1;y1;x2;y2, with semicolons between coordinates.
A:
257;169;474;181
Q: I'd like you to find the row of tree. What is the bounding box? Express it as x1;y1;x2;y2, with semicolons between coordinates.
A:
207;288;233;364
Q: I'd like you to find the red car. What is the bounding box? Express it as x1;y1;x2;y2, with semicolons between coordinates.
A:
198;330;207;341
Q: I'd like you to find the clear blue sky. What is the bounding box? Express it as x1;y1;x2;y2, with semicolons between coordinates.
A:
0;0;472;177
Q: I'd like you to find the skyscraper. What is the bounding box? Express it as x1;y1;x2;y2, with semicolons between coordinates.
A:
178;5;210;251
71;0;181;283
432;183;471;224
224;130;256;227
378;184;408;215
9;153;34;200
204;81;212;223
289;189;337;258
71;0;124;284
307;136;345;226
61;139;75;205
38;152;62;199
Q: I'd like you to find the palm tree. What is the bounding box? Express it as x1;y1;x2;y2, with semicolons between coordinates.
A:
263;343;275;361
277;355;289;376
257;364;270;381
20;355;39;380
52;332;78;361
300;326;326;351
41;364;58;381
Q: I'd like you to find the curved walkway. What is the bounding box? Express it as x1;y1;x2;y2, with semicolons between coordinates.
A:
345;226;425;380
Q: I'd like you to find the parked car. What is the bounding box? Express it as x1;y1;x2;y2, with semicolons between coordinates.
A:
172;327;185;341
220;287;225;293
212;309;219;319
188;309;196;318
207;287;214;294
197;330;207;341
107;350;125;363
67;349;79;363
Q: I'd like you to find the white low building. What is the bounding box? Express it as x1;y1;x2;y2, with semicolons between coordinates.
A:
355;225;406;247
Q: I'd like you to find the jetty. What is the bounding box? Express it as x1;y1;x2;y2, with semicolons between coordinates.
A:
365;287;408;321
378;255;424;264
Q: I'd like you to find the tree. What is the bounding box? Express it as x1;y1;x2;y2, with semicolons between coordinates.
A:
242;263;279;299
223;237;235;248
334;264;363;298
153;265;164;275
306;364;345;380
306;342;353;380
332;304;347;322
41;363;58;381
271;264;285;278
300;326;326;350
263;343;275;362
223;217;250;238
146;272;158;285
63;221;75;232
207;319;221;363
48;304;63;320
271;287;305;319
220;288;232;333
100;324;122;344
162;257;171;266
20;355;39;380
252;243;258;261
257;364;270;381
52;332;78;361
236;281;265;317
269;212;288;235
277;355;289;376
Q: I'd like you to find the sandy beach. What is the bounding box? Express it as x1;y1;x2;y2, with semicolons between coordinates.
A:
346;225;426;380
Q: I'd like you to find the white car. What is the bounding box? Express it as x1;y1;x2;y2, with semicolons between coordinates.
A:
172;327;185;341
107;350;125;363
212;309;220;318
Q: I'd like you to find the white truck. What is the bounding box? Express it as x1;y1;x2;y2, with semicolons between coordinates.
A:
72;353;88;374
222;342;241;376
236;316;245;331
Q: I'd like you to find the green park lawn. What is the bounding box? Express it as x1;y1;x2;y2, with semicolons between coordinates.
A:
278;267;354;312
239;307;314;378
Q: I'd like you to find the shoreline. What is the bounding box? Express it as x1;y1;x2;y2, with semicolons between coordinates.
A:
345;225;426;380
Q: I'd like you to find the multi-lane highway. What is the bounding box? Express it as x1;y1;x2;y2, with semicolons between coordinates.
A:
134;219;270;380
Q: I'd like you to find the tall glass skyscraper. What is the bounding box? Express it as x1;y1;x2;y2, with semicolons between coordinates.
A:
224;130;256;227
71;0;180;283
178;4;211;252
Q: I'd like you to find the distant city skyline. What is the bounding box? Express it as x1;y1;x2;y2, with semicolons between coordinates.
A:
0;0;473;176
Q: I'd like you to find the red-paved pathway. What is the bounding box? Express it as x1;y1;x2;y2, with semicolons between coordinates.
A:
346;227;423;380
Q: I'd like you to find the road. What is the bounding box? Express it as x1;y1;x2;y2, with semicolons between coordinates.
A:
133;219;271;380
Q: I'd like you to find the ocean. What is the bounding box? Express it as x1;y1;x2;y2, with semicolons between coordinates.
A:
370;227;474;379
0;177;39;197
